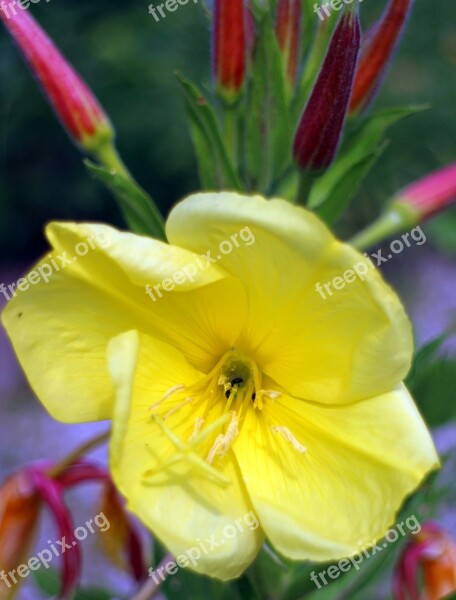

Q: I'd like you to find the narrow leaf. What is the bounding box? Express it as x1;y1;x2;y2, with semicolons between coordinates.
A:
176;72;242;191
84;161;166;240
308;106;427;223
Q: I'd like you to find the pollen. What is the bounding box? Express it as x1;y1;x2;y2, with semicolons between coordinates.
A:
146;349;283;482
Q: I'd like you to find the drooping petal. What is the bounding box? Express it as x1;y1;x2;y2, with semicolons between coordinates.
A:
0;471;41;599
233;383;439;562
30;470;81;600
108;331;264;580
167;192;413;404
2;223;247;422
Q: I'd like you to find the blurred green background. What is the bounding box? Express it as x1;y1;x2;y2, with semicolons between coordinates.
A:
0;0;455;260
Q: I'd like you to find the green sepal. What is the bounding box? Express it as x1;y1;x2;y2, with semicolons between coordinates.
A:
84;160;166;240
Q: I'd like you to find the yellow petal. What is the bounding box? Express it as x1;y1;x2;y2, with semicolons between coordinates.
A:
108;330;264;580
167;192;413;403
233;382;439;561
2;223;246;422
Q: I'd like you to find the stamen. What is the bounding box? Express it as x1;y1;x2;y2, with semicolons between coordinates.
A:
149;384;186;410
189;417;204;441
261;390;281;400
271;426;307;454
206;412;239;464
163;396;193;420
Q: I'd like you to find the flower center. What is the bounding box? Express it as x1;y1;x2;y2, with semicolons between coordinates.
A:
144;350;283;485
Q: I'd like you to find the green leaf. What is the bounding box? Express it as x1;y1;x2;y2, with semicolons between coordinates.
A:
152;540;239;600
311;142;388;225
308;106;428;225
245;13;291;193
176;72;242;192
34;569;117;599
84;160;166;240
406;336;456;427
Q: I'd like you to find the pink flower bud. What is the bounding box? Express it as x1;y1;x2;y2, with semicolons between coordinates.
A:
275;0;302;86
393;522;456;600
350;0;413;114
0;7;114;152
213;0;248;102
392;163;456;221
293;10;361;171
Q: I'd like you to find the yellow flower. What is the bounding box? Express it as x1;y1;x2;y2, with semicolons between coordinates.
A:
2;193;439;580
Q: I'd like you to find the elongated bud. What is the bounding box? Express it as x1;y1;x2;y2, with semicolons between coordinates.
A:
293;10;361;171
391;163;456;223
393;522;456;600
213;0;247;102
0;8;114;153
350;0;413;114
0;471;41;599
275;0;302;86
350;163;456;249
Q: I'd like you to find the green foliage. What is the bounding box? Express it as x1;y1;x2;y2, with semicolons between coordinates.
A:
309;106;428;224
407;336;456;427
244;13;291;193
85;160;166;239
176;73;242;192
34;569;117;599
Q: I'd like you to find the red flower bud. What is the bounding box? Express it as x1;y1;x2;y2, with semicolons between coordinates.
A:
393;522;456;600
275;0;302;86
0;7;113;152
213;0;248;102
392;163;456;222
350;0;413;114
293;10;361;171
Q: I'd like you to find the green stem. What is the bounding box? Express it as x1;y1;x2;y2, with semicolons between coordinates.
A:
47;430;111;478
223;105;238;167
295;170;316;205
94;140;166;239
349;204;418;250
95;141;131;178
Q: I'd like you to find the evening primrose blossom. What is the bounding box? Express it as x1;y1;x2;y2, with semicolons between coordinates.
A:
2;193;439;580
